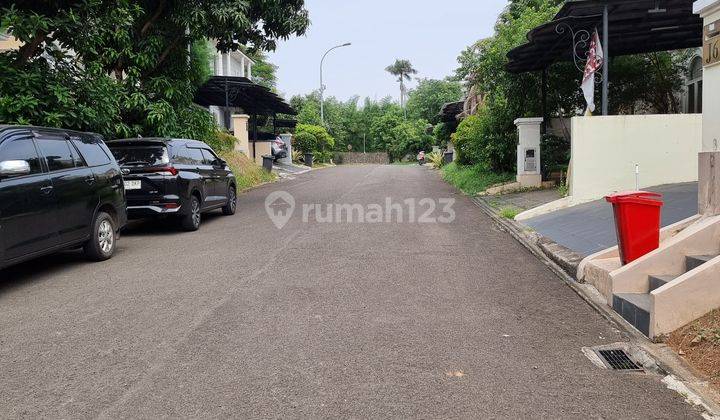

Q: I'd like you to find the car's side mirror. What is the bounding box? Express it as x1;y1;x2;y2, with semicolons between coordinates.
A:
0;160;31;179
216;159;226;167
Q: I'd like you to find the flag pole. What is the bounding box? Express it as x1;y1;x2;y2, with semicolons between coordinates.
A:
602;3;609;116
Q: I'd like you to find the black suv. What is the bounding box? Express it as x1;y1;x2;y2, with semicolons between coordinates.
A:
0;126;127;269
106;138;237;231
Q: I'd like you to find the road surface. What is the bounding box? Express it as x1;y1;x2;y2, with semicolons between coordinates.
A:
0;165;700;418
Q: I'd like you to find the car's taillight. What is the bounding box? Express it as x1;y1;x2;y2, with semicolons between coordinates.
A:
143;166;178;176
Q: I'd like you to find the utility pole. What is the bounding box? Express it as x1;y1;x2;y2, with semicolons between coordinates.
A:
320;42;352;126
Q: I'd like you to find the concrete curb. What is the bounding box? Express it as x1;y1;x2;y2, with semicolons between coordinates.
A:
470;196;720;416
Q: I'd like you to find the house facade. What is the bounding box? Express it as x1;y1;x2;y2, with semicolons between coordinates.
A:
208;47;255;131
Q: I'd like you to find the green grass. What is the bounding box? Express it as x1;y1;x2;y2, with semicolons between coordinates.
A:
219;150;277;192
499;207;521;219
441;162;513;196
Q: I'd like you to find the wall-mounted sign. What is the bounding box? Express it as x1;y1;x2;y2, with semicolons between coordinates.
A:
704;19;720;67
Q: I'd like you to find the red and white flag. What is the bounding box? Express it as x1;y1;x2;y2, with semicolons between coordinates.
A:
581;30;604;113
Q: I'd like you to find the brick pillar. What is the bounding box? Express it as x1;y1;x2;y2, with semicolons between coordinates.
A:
232;114;250;155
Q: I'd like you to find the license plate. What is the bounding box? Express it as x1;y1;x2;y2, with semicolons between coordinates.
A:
124;180;141;190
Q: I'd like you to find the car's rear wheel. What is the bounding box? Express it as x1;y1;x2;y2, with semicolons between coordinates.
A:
180;195;202;231
84;211;117;261
222;186;237;216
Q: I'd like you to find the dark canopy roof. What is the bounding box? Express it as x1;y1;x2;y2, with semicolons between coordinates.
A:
506;0;703;74
274;118;298;129
438;101;464;123
194;76;296;115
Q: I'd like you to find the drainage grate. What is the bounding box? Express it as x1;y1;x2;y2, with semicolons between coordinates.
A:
597;349;642;371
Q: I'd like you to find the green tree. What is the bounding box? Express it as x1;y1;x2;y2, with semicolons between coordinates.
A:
1;0;310;140
245;49;278;90
452;0;692;172
406;78;463;124
385;59;417;118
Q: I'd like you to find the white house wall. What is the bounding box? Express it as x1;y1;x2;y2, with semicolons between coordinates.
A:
569;114;703;203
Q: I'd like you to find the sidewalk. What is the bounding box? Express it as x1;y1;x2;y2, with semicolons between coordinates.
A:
484;188;562;215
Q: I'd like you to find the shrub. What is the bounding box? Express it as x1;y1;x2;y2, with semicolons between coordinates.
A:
452;102;517;173
540;134;570;179
453;114;484;166
296;124;334;151
433;122;454;147
315;150;333;163
441;161;514;196
427;151;444;169
206;131;237;153
293;132;318;153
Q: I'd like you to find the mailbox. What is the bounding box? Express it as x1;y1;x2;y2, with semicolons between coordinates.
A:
524;148;538;172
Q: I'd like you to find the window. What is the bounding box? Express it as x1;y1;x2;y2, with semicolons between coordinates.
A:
0;139;42;175
36;138;75;171
201;149;220;165
173;147;204;165
109;146;169;166
71;137;111;167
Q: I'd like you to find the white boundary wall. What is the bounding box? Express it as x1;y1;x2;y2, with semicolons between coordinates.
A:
569;115;702;203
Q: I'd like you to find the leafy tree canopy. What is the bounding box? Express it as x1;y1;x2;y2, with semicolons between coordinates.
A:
406;78;463;124
0;0;309;141
451;0;693;171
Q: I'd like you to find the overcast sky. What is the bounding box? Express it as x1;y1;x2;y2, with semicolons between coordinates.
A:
267;0;508;102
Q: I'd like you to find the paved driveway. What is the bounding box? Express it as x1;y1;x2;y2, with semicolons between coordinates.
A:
523;182;699;256
0;165;700;418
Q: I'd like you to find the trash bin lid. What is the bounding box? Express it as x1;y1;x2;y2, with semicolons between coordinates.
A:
605;191;663;206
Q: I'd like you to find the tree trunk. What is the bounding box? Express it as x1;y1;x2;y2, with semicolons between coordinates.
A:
16;31;48;66
153;36;183;70
141;0;167;36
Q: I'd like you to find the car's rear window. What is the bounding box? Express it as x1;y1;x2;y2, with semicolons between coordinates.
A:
109;146;168;167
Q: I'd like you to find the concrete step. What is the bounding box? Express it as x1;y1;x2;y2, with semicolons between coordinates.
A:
686;255;717;272
613;293;651;336
648;274;678;292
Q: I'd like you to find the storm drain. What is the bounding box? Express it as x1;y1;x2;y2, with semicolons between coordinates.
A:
596;349;642;371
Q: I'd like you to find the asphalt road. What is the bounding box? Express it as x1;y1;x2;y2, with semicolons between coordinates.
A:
0;165;701;418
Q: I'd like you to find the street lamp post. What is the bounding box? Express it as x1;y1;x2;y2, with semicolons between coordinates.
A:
320;43;351;127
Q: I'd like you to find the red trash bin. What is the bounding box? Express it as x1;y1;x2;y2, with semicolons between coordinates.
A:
605;191;664;265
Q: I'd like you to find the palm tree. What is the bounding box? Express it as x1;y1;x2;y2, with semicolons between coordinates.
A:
385;59;417;118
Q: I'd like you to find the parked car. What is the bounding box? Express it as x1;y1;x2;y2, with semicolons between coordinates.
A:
271;136;288;161
0;126;127;269
105;138;237;231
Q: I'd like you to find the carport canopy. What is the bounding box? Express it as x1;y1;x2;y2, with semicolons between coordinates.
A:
194;76;296;116
506;0;703;74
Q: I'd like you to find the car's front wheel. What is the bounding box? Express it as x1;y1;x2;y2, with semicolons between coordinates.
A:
180;195;202;231
84;211;117;261
222;186;237;216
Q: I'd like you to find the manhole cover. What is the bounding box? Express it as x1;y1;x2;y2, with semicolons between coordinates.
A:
596;349;642;371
